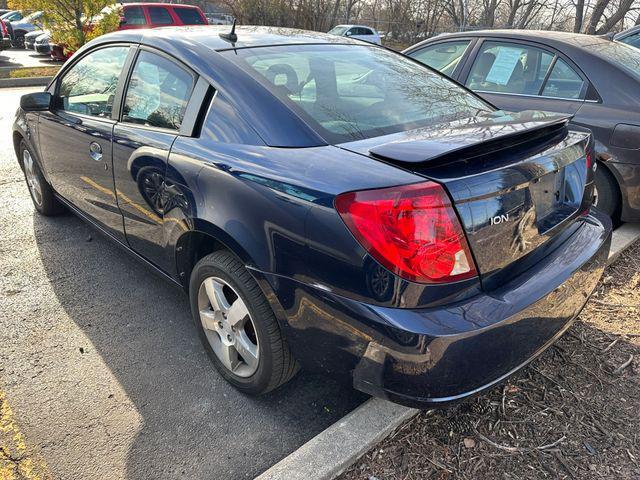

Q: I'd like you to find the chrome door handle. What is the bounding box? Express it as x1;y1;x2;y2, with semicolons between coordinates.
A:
89;142;103;162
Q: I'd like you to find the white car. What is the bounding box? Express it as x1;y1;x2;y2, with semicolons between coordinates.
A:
328;24;381;45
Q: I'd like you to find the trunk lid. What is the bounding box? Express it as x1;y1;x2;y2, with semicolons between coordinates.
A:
339;110;593;286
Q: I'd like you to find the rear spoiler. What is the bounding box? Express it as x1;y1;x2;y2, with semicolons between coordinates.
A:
369;110;573;167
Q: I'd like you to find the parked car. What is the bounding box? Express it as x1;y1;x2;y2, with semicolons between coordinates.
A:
24;28;43;50
118;3;207;30
614;25;640;49
34;32;51;55
404;30;640;223
0;19;11;51
328;24;382;44
205;13;233;25
9;10;42;48
1;10;23;23
13;26;611;407
49;42;68;62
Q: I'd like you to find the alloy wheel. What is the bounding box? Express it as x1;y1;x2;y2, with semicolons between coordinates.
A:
197;276;260;377
23;149;42;206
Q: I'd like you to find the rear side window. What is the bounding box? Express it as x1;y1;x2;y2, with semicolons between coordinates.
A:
466;41;555;96
124;6;146;25
122;50;195;130
409;40;471;77
148;6;173;25
173;7;205;25
58;46;130;118
541;58;585;99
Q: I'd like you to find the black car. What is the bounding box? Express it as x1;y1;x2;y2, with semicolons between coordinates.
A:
13;26;611;407
405;30;640;223
615;25;640;49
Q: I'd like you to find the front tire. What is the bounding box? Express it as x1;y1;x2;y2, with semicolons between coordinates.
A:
20;141;63;216
189;250;299;395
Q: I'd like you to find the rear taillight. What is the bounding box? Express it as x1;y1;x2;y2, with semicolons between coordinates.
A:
0;21;7;38
335;181;477;284
586;151;593;171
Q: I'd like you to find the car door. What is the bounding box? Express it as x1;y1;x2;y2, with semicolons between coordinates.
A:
406;39;476;79
37;45;134;241
459;39;588;115
112;47;198;271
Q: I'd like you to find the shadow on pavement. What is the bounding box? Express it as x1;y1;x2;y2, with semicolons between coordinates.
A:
33;212;367;479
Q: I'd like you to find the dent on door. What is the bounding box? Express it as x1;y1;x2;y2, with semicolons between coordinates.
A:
111;124;187;272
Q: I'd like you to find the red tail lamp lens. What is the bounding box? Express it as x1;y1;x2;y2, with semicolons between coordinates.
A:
335;182;478;284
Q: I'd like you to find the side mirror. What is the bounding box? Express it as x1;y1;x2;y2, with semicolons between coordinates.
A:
119;16;126;26
20;91;52;112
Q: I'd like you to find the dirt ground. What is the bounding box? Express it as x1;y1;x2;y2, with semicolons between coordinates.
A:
341;242;640;480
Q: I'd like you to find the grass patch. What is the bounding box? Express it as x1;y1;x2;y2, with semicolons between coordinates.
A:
0;66;60;79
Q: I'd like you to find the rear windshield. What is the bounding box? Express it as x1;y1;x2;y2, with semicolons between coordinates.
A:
225;44;492;143
174;7;205;25
585;40;640;80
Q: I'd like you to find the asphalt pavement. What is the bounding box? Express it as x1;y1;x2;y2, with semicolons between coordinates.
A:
0;47;61;69
0;87;366;479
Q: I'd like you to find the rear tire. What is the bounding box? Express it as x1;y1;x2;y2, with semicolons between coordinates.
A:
593;164;620;221
20;141;64;216
189;250;299;395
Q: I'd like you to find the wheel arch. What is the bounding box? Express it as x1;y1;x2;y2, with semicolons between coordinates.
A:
174;223;293;334
174;221;255;292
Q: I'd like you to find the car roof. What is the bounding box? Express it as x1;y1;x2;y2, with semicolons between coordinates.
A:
94;25;363;51
125;2;201;7
412;29;617;51
615;25;640;40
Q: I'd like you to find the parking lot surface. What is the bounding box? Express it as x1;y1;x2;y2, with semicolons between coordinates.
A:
0;47;61;69
0;87;366;479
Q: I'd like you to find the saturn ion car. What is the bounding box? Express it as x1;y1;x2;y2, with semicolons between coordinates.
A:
13;26;611;407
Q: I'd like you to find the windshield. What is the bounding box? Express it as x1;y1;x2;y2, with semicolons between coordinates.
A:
328;26;349;35
586;40;640;80
225;44;492;143
23;11;41;22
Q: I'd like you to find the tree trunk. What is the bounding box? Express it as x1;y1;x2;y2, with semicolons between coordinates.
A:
585;0;610;34
594;0;635;33
573;0;584;32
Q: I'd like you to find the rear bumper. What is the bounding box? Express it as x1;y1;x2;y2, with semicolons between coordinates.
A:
353;210;611;407
35;43;50;54
257;210;611;408
0;38;11;51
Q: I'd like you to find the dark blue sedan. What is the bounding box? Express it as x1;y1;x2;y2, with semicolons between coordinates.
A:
13;26;611;407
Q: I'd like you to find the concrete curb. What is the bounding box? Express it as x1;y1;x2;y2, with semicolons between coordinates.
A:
0;76;52;88
607;223;640;265
256;224;640;480
256;398;418;480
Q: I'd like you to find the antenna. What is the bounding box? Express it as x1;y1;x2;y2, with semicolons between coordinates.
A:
219;18;237;43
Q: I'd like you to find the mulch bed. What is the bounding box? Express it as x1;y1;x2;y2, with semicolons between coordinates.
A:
341;242;640;480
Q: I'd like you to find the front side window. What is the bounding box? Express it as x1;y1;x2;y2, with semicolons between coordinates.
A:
328;26;349;36
122;51;195;130
466;41;554;96
58;46;130;117
148;6;173;25
227;44;492;143
173;7;206;25
409;40;471;77
541;58;585;99
124;6;147;25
